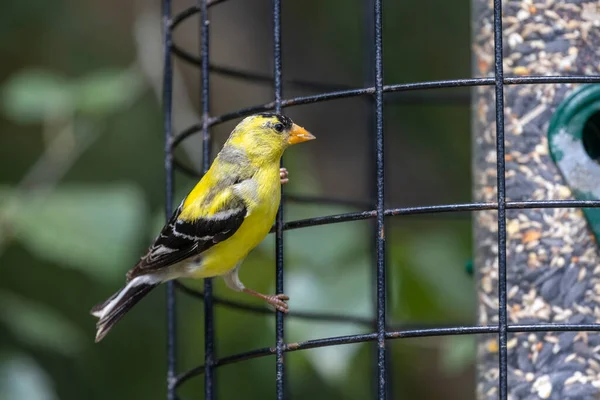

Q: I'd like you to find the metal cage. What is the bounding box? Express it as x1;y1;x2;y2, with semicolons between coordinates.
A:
161;0;600;399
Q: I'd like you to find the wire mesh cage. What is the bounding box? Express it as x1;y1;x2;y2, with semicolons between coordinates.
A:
162;0;600;399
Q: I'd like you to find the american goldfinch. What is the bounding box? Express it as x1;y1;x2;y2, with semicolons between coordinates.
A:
91;113;315;342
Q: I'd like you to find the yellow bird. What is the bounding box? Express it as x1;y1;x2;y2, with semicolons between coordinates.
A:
91;113;315;342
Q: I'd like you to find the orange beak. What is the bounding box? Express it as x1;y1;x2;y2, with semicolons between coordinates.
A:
287;123;316;145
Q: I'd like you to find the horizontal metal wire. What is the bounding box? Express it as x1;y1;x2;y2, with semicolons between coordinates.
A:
175;281;375;325
276;200;600;232
176;281;469;330
169;41;471;105
173;323;600;389
170;2;227;30
170;45;352;92
171;75;600;149
170;156;482;213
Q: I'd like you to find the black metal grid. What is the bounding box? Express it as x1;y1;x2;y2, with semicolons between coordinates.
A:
161;0;600;399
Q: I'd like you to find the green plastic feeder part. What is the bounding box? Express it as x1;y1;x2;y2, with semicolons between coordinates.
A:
548;84;600;244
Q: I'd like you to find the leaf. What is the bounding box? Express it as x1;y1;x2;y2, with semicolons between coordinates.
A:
1;69;71;123
0;291;84;356
1;184;147;281
73;68;144;115
389;255;446;321
440;335;476;374
0;353;58;400
401;229;475;320
0;67;144;122
286;257;373;317
284;257;373;382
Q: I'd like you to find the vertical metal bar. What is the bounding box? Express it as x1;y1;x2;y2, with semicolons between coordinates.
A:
162;0;176;398
363;0;376;335
492;0;508;399
272;0;285;398
200;0;215;398
363;1;390;398
373;0;386;398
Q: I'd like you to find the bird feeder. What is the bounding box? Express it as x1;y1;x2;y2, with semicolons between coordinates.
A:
474;1;600;399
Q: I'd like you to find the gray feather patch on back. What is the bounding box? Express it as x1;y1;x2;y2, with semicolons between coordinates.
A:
202;145;256;203
218;146;251;167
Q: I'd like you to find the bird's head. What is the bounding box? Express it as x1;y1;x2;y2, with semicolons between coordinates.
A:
226;113;315;162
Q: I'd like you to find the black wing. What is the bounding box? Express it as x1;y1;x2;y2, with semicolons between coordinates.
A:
126;195;247;281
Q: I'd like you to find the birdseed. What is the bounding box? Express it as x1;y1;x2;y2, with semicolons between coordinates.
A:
473;0;600;398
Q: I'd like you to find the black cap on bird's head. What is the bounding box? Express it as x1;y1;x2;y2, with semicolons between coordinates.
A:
256;112;293;131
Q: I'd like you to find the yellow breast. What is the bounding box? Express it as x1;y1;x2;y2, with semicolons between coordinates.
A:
193;165;281;277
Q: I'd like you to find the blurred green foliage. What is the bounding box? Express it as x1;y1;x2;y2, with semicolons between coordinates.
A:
0;0;475;399
1;185;147;280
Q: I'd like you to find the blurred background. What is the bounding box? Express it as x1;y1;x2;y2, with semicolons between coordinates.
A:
0;0;475;398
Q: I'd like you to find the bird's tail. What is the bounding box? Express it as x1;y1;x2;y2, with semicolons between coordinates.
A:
91;276;158;342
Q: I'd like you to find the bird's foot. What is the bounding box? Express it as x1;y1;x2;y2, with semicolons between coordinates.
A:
265;293;289;313
243;288;289;313
280;168;289;185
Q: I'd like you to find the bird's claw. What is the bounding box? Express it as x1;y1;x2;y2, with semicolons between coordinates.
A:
242;288;289;313
279;168;289;185
266;293;289;313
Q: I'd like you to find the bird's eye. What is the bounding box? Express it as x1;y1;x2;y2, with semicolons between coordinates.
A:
273;123;284;133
